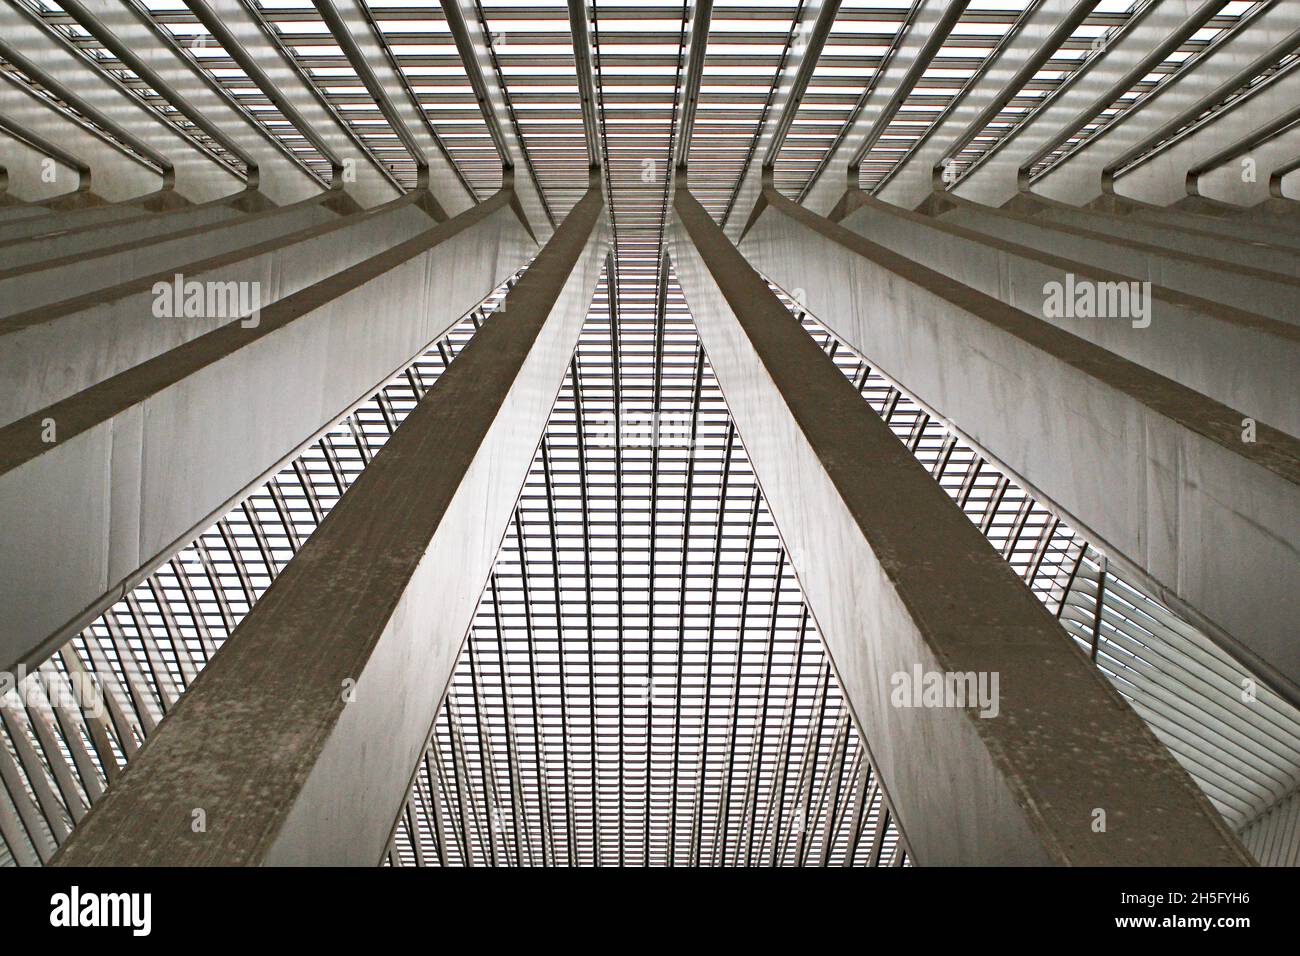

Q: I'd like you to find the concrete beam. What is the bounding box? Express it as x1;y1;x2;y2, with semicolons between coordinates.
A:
1116;66;1300;209
843;0;971;188
314;0;472;217
50;182;605;867
0;194;446;426
1107;192;1300;250
799;0;957;216
929;196;1300;323
566;0;604;168
188;0;402;207
0;115;87;204
0;193;247;250
739;185;1300;703
0;190;57;220
0;195;344;317
670;181;1252;866
1271;162;1300;203
1189;108;1300;210
0;198;258;276
725;0;839;240
1032;3;1300;206
838;189;1299;436
1019;194;1300;261
957;0;1222;207
59;0;326;205
0;70;161;205
877;0;1096;210
0;0;244;202
440;0;551;240
0;189;535;675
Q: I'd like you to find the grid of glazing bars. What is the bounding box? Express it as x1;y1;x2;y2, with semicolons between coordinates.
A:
384;259;910;867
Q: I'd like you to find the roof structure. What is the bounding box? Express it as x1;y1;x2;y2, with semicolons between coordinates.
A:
1;0;1297;867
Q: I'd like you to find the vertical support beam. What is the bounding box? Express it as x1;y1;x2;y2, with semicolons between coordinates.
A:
51;181;606;866
669;179;1252;865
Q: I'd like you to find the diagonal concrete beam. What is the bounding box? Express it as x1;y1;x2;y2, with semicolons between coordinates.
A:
313;0;473;217
843;0;971;188
956;0;1223;207
837;188;1300;437
0;188;244;245
1110;189;1300;242
670;180;1252;866
926;194;1300;322
189;0;402;207
0;64;162;205
567;0;604;169
440;0;551;240
887;0;1098;209
671;0;713;173
59;0;326;205
800;0;962;217
0;189;535;677
1185;139;1300;220
51;180;606;867
0;0;244;202
0;195;274;274
0;196;455;426
739;184;1300;706
1033;4;1300;206
0;119;90;217
0;112;88;205
1118;66;1300;208
0;195;341;316
1011;192;1300;260
726;0;840;240
1268;158;1300;204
